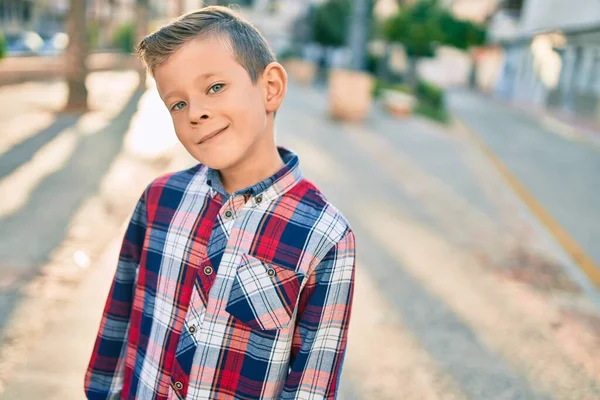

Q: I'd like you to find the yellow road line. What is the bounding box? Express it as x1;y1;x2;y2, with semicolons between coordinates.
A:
454;117;600;289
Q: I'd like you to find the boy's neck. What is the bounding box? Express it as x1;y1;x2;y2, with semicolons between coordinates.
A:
218;142;284;196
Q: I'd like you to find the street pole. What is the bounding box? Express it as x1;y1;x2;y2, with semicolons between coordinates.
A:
347;0;370;71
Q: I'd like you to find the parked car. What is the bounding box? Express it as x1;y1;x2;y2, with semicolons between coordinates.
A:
5;31;68;56
41;32;69;55
5;31;44;56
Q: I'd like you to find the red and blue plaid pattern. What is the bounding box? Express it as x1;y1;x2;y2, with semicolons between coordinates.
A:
84;149;356;399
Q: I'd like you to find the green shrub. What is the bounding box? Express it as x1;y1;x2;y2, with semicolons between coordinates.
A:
312;0;351;47
113;22;135;54
373;79;411;99
415;80;444;109
415;103;449;124
277;47;301;61
366;53;380;75
0;30;6;60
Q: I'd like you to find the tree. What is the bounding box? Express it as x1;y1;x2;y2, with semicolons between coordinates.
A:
136;0;150;88
64;0;89;111
311;0;375;69
383;0;486;85
312;0;351;48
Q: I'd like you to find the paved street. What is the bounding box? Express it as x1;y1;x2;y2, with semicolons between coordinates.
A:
0;76;599;399
450;90;600;282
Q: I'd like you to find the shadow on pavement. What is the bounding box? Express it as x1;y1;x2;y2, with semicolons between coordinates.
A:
0;115;81;181
0;88;145;271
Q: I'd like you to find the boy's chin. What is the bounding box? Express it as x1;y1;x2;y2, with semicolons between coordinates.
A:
190;148;242;171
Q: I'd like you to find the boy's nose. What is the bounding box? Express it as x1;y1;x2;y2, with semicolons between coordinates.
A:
189;105;211;125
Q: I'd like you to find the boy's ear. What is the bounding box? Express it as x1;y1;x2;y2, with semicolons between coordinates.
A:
262;62;287;113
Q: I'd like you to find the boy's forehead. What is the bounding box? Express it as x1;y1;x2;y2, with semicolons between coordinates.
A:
154;35;243;95
165;35;236;72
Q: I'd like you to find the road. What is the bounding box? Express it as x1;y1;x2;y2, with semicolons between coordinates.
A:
0;77;599;399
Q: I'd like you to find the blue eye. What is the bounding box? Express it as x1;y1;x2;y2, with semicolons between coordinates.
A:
209;83;224;94
171;101;186;111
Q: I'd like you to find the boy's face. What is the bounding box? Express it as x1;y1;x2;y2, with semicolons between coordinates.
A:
154;35;273;170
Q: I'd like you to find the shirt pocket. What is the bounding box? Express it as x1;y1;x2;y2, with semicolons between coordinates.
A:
225;254;304;331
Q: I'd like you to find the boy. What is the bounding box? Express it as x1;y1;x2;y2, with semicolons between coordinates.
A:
85;6;355;400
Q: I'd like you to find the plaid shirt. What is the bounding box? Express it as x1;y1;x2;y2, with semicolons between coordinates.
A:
84;148;356;399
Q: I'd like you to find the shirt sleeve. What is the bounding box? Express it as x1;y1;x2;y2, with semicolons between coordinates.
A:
281;229;356;399
84;188;148;399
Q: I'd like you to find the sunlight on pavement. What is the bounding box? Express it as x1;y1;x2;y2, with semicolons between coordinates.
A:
0;112;56;154
0;129;77;218
124;80;179;160
345;264;464;399
0;71;140;219
0;110;123;219
357;205;600;399
342;123;511;252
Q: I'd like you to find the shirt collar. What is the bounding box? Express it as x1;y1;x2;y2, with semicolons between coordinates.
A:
205;147;302;203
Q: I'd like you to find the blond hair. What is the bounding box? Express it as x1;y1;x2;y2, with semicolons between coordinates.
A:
136;6;276;82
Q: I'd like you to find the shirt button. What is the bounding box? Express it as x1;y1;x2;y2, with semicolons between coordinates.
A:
267;268;276;277
189;325;197;334
204;266;213;276
175;381;183;390
224;210;232;218
256;194;263;204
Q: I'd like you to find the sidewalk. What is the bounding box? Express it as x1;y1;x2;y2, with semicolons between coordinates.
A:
0;237;122;399
0;53;140;85
0;75;194;398
449;90;600;290
0;146;195;400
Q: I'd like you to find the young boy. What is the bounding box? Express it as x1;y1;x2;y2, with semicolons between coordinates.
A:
85;6;355;399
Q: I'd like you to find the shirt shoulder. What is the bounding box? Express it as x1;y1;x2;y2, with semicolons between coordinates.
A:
286;178;353;253
143;163;208;205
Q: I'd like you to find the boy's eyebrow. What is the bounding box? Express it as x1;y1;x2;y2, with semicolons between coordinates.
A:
162;71;221;100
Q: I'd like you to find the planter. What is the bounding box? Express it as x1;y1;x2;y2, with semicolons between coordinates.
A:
282;59;316;86
381;89;416;118
328;68;374;122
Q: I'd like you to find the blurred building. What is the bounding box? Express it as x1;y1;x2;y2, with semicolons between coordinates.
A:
0;0;35;34
488;0;600;122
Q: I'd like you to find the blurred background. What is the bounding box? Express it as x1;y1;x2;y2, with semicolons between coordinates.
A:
0;0;599;399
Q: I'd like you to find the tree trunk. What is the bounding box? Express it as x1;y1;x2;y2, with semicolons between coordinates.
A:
64;0;89;112
176;0;185;16
347;0;370;71
407;56;418;87
136;0;149;89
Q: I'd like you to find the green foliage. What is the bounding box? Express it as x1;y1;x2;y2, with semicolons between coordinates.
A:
366;53;381;74
277;47;301;61
383;0;443;57
415;79;444;109
383;0;487;57
414;79;448;123
113;22;135;54
312;0;351;47
415;103;449;123
372;79;410;98
438;10;487;50
0;30;6;60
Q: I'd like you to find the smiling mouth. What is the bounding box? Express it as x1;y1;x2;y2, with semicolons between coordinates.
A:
198;125;229;144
